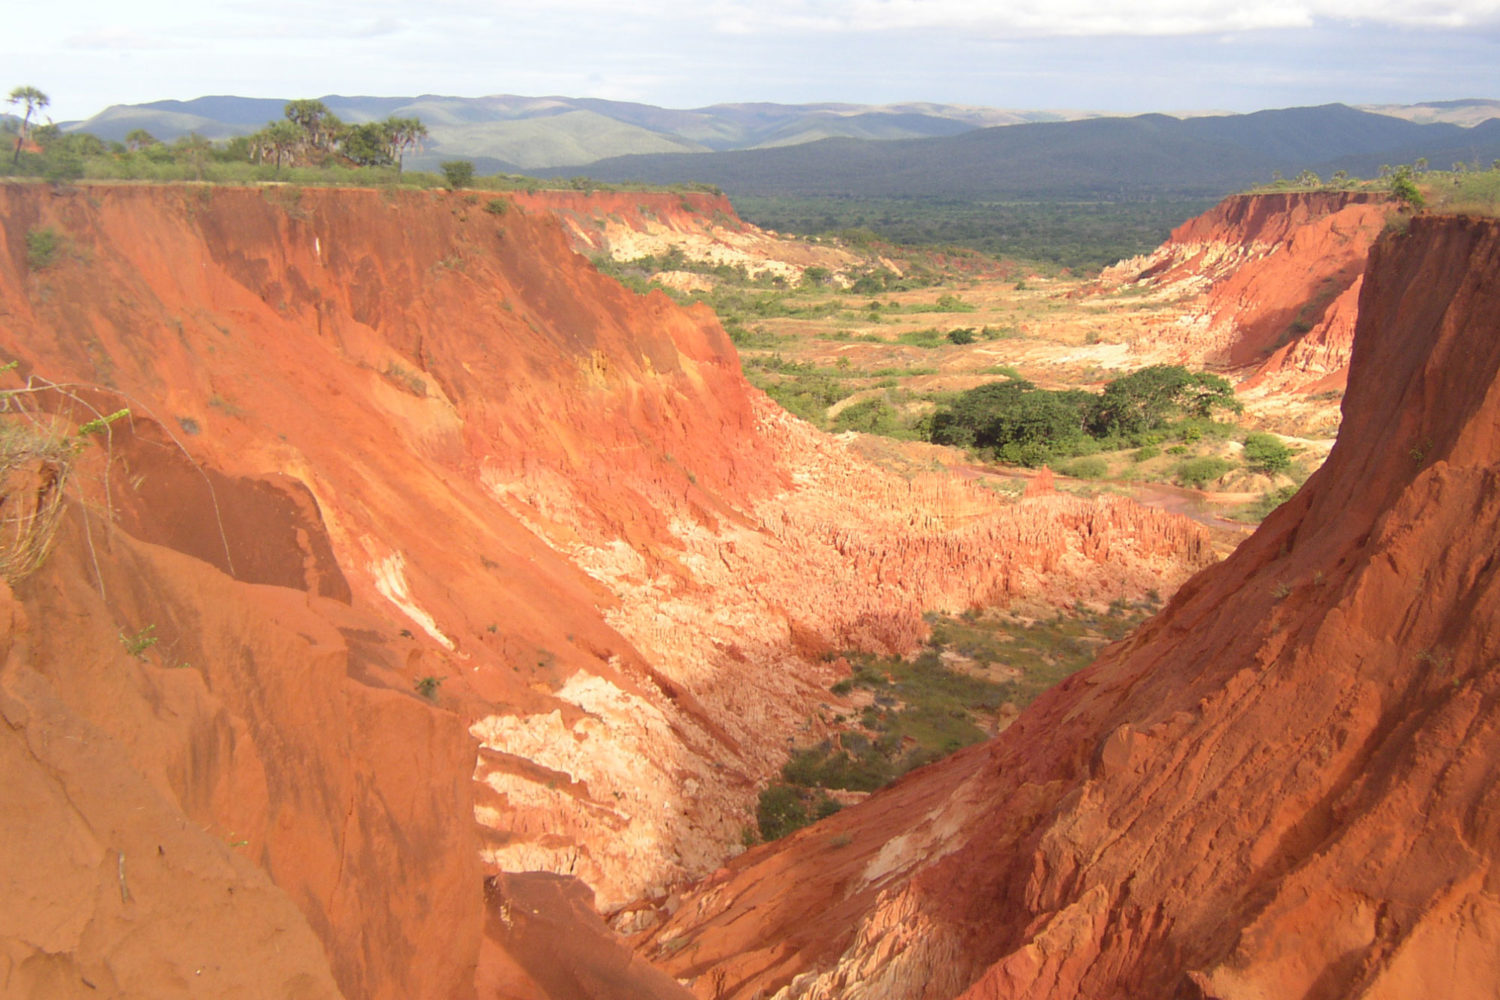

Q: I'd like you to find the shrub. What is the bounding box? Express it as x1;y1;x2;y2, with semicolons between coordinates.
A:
756;784;808;841
24;227;61;270
1174;455;1234;488
832;397;907;437
440;160;474;190
1242;432;1292;474
813;794;842;820
1390;166;1425;210
1058;456;1108;479
483;197;509;215
414;675;444;700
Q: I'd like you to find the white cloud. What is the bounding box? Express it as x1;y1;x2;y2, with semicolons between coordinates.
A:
7;0;1499;121
63;26;191;49
536;0;1500;35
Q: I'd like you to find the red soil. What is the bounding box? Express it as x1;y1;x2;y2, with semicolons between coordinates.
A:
0;183;1213;998
635;214;1500;999
1108;191;1393;387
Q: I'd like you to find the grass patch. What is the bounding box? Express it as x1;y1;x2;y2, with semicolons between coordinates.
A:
24;228;62;270
758;601;1156;841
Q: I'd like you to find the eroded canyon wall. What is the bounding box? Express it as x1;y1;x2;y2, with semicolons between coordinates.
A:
1103;191;1392;389
641;212;1500;999
506;188;858;284
0;183;1211;997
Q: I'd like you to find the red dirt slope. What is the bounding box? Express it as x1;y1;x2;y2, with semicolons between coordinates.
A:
1104;191;1392;387
0;183;1212;997
636;213;1500;999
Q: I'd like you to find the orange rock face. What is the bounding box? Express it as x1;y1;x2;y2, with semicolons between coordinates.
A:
1104;191;1392;389
508;188;858;283
639;213;1500;999
0;184;1213;997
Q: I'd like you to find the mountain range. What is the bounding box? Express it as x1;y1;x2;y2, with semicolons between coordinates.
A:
64;95;1083;171
60;95;1500;187
544;103;1500;200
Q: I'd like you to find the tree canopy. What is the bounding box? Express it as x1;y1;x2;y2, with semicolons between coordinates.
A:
930;365;1241;466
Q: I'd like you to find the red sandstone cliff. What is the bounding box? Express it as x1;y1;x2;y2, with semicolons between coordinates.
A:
0;183;1210;998
1103;191;1392;390
636;213;1500;999
507;188;857;284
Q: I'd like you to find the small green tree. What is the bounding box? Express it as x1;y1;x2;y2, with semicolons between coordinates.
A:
440;159;474;190
342;121;394;166
1390;166;1424;210
1087;365;1236;438
8;85;49;166
251;119;301;174
1242;432;1292;475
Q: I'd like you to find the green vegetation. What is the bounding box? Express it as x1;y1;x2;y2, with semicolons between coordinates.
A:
24;227;61;270
7;86;48;167
0;91;736;198
733;195;1219;273
755;601;1157;841
1241;432;1292;474
1057;455;1109;479
1174;454;1234;488
119;624;158;660
831;397;907;436
440;160;475;190
928;365;1240;467
414;675;445;700
1426;165;1500;216
1390;165;1425;210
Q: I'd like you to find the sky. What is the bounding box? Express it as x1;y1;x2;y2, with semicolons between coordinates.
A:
6;0;1500;123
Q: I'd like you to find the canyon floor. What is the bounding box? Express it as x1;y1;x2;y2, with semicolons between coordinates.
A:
591;215;1353;552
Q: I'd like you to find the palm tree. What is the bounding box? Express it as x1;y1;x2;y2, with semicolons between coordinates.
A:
8;85;49;166
384;116;428;177
251;119;302;174
283;99;343;159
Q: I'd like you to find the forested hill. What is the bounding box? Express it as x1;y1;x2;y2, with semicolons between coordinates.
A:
544;104;1500;199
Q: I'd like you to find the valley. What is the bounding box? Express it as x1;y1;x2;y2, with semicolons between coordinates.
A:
0;181;1211;996
579;188;1385;538
2;161;1496;1000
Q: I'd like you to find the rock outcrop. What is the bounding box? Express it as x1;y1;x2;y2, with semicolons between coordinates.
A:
0;183;1211;997
1103;191;1392;389
635;213;1500;999
508;189;858;284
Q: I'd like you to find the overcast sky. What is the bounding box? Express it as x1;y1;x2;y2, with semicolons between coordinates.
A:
7;0;1500;122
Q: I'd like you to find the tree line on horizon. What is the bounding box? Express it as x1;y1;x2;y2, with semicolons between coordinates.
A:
3;88;449;185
